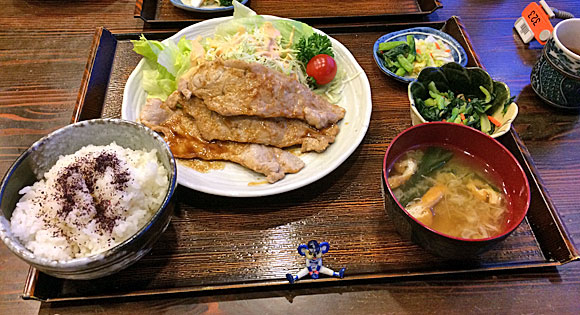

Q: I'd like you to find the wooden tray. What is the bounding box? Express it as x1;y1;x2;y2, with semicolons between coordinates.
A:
135;0;442;26
22;17;579;302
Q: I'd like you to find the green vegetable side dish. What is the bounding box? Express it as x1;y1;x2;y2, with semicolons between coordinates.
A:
377;35;453;78
410;63;515;135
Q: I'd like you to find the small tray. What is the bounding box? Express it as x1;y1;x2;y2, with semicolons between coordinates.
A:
22;17;579;302
135;0;442;26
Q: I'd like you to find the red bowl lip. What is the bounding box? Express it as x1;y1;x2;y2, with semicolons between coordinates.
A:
383;122;531;243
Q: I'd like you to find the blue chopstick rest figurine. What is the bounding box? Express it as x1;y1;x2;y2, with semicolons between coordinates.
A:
286;240;345;284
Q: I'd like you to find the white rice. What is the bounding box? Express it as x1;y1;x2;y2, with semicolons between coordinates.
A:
10;142;169;261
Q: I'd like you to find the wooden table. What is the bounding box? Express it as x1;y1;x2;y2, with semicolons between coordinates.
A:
1;0;579;313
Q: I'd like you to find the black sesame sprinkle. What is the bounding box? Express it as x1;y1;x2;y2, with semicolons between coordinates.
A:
52;151;129;235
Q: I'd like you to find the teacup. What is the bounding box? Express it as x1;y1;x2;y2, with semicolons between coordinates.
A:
531;18;580;109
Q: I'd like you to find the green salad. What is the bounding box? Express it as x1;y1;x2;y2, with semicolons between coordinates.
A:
131;2;346;103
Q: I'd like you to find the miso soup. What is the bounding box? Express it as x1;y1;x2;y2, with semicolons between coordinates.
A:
388;145;509;239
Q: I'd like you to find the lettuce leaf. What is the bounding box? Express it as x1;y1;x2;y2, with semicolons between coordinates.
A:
156;37;192;77
132;34;164;61
272;20;313;44
141;66;175;101
215;15;266;37
233;0;256;18
131;35;192;101
216;1;312;43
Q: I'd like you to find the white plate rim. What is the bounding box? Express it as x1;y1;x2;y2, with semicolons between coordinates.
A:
170;0;249;13
122;15;372;197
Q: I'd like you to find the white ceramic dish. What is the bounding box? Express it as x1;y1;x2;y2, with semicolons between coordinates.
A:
407;81;518;139
170;0;249;13
122;16;372;197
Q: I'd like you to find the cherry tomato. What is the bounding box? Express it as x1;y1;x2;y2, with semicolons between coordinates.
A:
306;54;337;85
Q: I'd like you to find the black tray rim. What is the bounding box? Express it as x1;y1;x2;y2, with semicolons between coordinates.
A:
134;0;443;26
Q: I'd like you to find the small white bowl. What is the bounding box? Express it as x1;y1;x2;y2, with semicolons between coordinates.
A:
407;68;518;138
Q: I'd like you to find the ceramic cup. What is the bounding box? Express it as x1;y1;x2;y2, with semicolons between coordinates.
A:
531;18;580;109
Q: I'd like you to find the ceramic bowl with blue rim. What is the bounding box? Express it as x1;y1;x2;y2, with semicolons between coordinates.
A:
0;119;177;279
373;27;468;83
171;0;249;13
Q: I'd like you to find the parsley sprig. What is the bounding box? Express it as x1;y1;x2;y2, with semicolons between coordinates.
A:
296;33;334;66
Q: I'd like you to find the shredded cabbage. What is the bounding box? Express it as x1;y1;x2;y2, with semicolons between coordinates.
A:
411;35;454;77
203;22;302;77
132;2;346;103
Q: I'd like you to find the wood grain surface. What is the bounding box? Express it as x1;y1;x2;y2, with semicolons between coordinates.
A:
135;0;441;24
1;0;580;314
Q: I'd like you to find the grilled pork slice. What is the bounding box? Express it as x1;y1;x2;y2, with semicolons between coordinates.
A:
169;92;339;153
182;59;346;129
140;98;305;183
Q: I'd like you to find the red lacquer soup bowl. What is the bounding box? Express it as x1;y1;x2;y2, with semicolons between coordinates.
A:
382;122;530;259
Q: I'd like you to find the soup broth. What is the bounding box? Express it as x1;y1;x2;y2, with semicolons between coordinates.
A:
388;145;509;239
568;47;580;57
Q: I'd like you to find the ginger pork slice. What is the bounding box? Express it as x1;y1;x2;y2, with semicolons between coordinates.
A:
139;97;305;183
175;94;339;153
181;59;346;130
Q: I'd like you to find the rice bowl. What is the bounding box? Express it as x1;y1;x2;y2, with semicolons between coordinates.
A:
10;143;169;261
0;119;177;279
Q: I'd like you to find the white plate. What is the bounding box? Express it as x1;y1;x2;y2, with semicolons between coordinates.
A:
122;15;372;197
170;0;249;13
